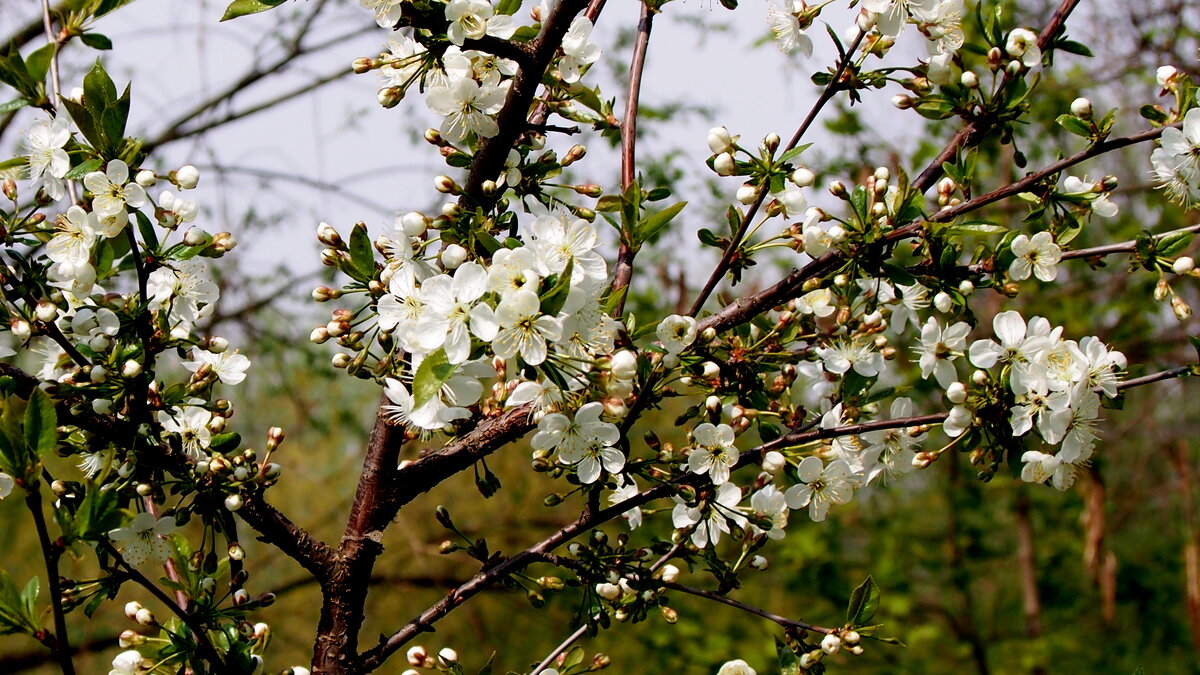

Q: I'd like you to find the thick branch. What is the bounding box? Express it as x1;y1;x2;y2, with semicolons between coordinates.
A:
25;484;75;675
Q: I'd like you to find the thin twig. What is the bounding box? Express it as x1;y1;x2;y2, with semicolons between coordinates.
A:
663;582;830;634
688;29;866;317
39;0;76;203
609;1;655;317
25;483;75;675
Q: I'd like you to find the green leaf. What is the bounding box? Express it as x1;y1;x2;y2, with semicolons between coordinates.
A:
1140;104;1170;124
939;220;1008;236
0;44;39;100
0;98;27;114
69;483;121;541
24;44;54;85
913;96;956;120
595;195;622;212
494;0;521;15
412;348;456;411
539;257;574;316
19;576;37;620
846;576;880;627
79;33;114;50
24;387;56;459
64;158;103;180
1157;230;1194;258
1055;38;1093;57
220;0;287;21
634;201;686;247
348;222;376;281
776;637;803;675
0;570;37;636
0;155;28;172
1055;114;1093;138
209;432;242;453
134;210;159;255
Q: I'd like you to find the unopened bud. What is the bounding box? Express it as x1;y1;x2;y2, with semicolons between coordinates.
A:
434;175;459;194
762;132;781;153
438;648;458;664
440;243;468;269
934;291;952;313
407;646;428;667
562;144;587;166
1174;257;1195;274
891;93;914;109
960;70;979;88
713;153;736;176
1070;97;1093;119
175;165;200;190
828;180;848;198
736;183;758;204
424;128;445;146
2;178;15;201
1154;279;1171;302
1173;295;1192;320
707;126;734;154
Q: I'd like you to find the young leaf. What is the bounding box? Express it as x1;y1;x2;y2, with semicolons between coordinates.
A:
539;257;574;316
80;33;115;50
775;636;803;675
1055;114;1093;138
220;0;288;21
412;348;456;411
635;201;687;247
348;222;376;280
846;575;880;627
24;387;57;459
24;44;54;85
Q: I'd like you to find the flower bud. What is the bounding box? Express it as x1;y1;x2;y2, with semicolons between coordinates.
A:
972;369;988;385
713;152;736;176
434;175;459;194
821;633;842;654
660;564;680;583
1175;257;1195;274
736;183;759;204
958;279;975;295
1154;279;1171;302
11;318;31;340
1173;295;1192;320
1070;97;1093;119
1157;65;1179;90
233;588;249;605
135;608;156;626
352;57;375;74
225;494;244;511
35;299;58;322
2;178;16;201
891;93;914;109
596;582;621;600
792;167;815;187
212;231;236;252
562;144;587;166
135;170;157;188
332;353;351;368
707;126;734;154
934;291;952;313
440;243;468;269
310;326;330;344
661;606;678;623
762;132;781;153
828;180;848;198
438;648;459;664
946;381;967;404
124;601;143;620
175;165;200;189
750;555;769;569
407;646;428;667
960;70;979;88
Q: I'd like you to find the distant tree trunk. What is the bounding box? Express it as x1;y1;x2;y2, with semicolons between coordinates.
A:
1014;491;1045;675
946;459;991;675
1081;465;1116;624
1170;441;1200;656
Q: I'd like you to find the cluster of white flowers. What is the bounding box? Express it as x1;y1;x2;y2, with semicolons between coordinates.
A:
1151;106;1200;207
367;3;600;141
943;310;1126;489
368;208;623;447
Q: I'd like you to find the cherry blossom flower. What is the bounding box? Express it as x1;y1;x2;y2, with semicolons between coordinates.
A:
1005;27;1042;68
784;456;858;522
26;117;71;201
717;659;757;675
913;317;970;387
527;213;607;282
158;406;213;461
559;16;602;82
607;474;642;529
47;206;98;265
414;264;497;364
425;78;507;142
361;0;403;27
912;0;964;55
531;402;619;459
84;160;147;219
672;481;746;548
748;485;789;540
444;0;515;46
108;649;145;675
767;0;814;57
862;398;924;483
657;315;697;355
108;512;177;566
0;472;13;500
1020;450;1077;490
490;289;561;365
184;349;251;385
687;422;739;485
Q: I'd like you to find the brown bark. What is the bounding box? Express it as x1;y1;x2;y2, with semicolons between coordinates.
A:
1170;441;1200;655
